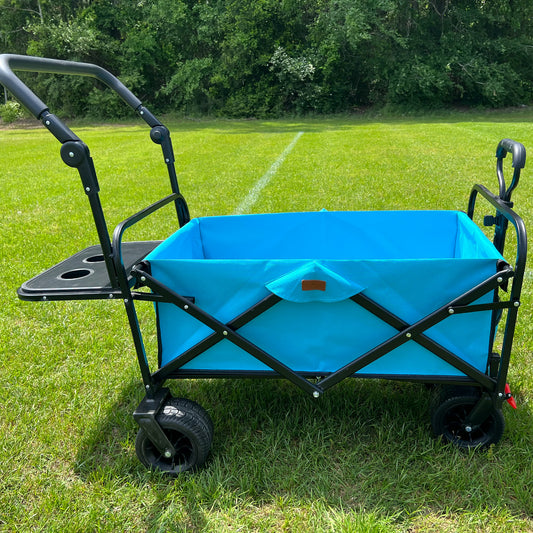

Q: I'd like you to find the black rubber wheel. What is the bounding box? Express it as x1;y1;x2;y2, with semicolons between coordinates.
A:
135;397;213;475
431;395;504;449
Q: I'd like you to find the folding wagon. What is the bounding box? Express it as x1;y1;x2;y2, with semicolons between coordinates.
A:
1;55;527;475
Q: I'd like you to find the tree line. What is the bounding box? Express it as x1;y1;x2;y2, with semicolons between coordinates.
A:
1;0;532;117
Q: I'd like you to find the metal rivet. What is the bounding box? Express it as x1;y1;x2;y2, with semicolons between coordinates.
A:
45;120;50;126
165;158;170;163
124;299;129;303
406;332;412;338
222;330;228;336
184;304;189;310
140;110;144;115
68;151;75;158
42;296;47;301
313;391;320;398
108;294;113;299
465;425;472;433
140;276;146;282
164;450;172;458
497;277;503;283
448;308;455;314
85;187;91;192
514;301;520;307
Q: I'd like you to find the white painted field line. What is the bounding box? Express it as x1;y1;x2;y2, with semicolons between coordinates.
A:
233;131;304;215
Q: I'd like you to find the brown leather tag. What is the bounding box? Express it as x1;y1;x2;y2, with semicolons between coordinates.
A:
301;279;327;291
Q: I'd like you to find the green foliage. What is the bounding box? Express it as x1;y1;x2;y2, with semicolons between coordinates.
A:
160;58;214;113
0;100;24;123
0;0;532;116
268;47;321;113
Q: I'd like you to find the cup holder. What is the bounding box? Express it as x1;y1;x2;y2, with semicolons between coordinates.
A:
58;268;93;280
83;254;105;264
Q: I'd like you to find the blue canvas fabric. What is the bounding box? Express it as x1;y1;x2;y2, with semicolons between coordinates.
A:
145;210;504;377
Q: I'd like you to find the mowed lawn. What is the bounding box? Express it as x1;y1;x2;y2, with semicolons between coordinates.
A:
1;110;533;532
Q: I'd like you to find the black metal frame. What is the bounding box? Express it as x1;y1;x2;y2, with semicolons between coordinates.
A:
2;55;527;458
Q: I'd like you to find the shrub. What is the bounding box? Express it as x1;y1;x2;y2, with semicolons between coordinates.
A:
0;101;25;124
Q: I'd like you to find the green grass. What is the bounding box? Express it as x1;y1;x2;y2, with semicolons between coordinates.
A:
1;109;533;532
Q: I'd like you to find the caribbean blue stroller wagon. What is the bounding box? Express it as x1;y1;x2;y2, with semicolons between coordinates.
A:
1;55;527;475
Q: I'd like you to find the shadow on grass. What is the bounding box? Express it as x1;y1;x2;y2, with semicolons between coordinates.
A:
74;375;533;529
159;107;533;134
73;379;143;477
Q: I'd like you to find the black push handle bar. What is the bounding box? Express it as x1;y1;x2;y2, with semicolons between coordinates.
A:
0;54;161;141
0;54;140;117
496;138;526;202
0;54;188;222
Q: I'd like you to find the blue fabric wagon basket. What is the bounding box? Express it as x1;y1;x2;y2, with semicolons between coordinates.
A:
2;54;527;476
148;210;502;379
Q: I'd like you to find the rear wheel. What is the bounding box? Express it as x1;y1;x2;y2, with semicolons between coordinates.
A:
431;394;504;449
135;397;213;475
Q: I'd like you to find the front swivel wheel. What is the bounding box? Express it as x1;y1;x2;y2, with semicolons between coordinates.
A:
135;397;213;475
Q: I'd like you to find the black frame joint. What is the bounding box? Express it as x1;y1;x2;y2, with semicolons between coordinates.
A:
60;140;100;195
